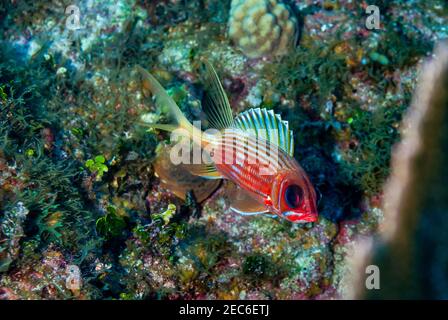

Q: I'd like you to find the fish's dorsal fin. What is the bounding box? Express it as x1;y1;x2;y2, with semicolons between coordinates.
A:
232;108;295;157
199;60;234;130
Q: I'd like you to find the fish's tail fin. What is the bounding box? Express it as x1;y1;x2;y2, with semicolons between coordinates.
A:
136;65;197;139
137;65;222;180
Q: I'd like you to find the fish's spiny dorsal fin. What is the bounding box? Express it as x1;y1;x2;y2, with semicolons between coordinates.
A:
200;60;234;130
232;108;295;157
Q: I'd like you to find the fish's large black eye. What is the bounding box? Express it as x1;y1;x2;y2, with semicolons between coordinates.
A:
284;184;303;209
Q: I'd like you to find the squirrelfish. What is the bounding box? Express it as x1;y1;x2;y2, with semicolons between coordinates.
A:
137;61;318;223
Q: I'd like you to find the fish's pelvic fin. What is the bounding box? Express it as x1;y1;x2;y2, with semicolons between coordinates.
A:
225;182;269;216
263;213;278;219
199;60;234;130
230;207;269;216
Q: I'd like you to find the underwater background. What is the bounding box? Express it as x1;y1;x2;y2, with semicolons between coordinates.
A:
0;0;447;300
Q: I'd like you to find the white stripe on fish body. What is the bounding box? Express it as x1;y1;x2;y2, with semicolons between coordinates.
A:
201;128;298;199
208;129;282;172
228;128;295;171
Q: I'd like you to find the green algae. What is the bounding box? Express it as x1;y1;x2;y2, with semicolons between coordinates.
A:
242;253;283;284
96;205;128;239
85;155;109;181
0;45;100;256
263;38;349;108
339;101;407;196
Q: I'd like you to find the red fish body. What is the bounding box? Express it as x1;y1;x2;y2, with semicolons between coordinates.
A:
137;61;318;223
206;128;318;222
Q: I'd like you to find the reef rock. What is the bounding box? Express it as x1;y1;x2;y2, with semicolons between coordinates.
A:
228;0;299;58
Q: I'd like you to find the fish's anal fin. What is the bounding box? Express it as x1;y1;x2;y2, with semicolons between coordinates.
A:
154;143;222;202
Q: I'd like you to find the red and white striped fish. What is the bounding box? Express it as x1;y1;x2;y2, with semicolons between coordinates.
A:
137;61;318;223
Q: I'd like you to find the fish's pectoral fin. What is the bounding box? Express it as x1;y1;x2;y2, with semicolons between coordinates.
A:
199;59;234;130
185;162;223;179
183;149;223;179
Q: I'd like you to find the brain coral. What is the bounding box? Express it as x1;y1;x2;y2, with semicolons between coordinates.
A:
228;0;299;59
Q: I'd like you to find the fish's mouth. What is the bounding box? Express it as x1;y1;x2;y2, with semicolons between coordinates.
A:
283;212;318;223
